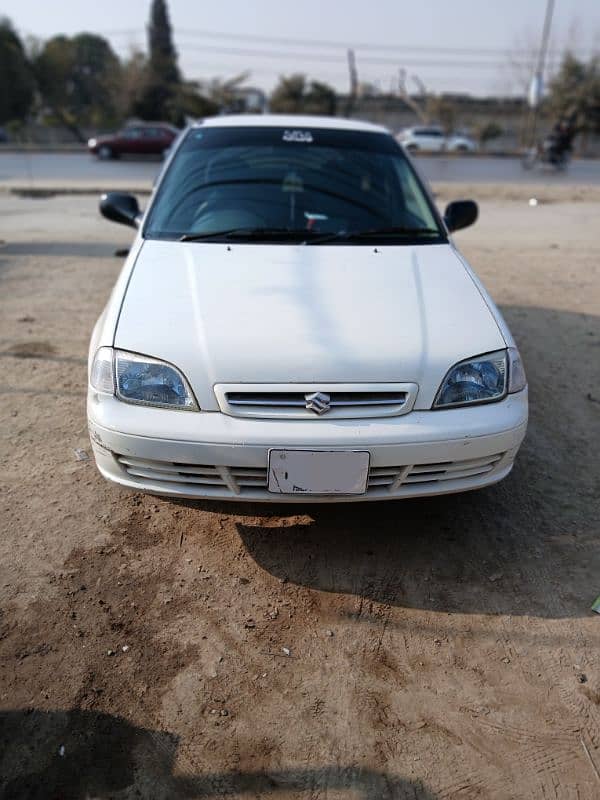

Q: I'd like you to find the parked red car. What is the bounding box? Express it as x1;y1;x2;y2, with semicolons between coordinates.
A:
88;123;179;159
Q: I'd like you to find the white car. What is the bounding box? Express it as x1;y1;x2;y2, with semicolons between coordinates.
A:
398;126;477;153
88;114;527;502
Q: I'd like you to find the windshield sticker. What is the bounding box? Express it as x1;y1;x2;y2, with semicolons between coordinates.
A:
282;130;313;143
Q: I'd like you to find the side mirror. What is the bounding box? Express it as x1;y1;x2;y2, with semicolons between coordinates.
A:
100;192;142;228
444;200;478;232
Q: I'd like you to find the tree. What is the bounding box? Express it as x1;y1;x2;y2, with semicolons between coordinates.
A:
397;70;429;124
426;95;457;134
0;18;35;125
548;53;600;135
305;81;337;116
134;0;183;123
476;121;503;150
270;74;337;115
33;33;121;139
115;47;150;120
148;0;180;84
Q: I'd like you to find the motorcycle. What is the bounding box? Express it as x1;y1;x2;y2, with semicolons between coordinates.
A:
521;139;571;171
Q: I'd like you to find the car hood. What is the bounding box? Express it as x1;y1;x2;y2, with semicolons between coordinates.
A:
115;240;506;410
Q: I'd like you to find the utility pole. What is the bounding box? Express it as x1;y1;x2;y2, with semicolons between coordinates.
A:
345;49;358;118
526;0;555;147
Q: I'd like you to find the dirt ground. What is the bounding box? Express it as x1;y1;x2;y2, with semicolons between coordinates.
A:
0;184;599;799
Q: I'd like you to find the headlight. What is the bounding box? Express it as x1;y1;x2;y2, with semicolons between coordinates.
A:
90;348;198;410
434;350;508;408
88;138;97;147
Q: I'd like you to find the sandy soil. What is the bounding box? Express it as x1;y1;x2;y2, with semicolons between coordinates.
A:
0;185;599;799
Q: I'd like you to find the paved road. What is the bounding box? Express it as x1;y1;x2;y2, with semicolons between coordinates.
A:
1;151;600;189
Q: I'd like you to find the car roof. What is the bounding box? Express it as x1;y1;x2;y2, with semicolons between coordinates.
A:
194;114;390;134
125;122;177;130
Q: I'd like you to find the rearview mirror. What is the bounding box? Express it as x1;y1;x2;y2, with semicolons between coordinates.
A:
100;192;142;228
444;200;478;232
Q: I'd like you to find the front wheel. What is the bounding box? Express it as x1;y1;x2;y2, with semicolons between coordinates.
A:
521;148;538;170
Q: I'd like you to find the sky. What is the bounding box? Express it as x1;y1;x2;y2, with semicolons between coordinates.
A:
2;0;600;97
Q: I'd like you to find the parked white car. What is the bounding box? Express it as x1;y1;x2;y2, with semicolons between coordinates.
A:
88;114;527;502
398;126;477;153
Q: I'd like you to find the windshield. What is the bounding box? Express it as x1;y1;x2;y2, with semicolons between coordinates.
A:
144;126;445;244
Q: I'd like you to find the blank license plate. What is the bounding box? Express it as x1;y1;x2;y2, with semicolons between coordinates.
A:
268;449;370;495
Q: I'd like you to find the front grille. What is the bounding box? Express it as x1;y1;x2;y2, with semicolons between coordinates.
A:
215;383;418;420
368;453;505;488
116;456;268;492
227;391;407;408
116;452;505;497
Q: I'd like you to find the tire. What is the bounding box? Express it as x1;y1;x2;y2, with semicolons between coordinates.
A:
455;144;469;153
97;145;113;160
521;149;538;170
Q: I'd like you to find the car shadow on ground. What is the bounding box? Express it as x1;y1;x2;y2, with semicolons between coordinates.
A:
0;241;120;258
181;305;600;620
0;709;436;800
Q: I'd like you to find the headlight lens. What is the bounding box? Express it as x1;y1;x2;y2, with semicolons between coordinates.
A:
115;350;198;409
434;350;507;408
90;347;198;410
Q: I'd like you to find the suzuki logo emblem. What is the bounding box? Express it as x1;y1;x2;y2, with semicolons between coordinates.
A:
305;391;331;415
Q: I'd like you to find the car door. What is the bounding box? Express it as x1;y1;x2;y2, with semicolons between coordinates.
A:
420;128;445;151
137;127;161;155
119;127;144;155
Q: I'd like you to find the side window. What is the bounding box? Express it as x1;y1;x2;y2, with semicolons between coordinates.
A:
123;128;142;139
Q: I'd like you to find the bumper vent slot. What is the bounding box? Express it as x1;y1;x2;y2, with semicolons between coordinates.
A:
116;452;505;497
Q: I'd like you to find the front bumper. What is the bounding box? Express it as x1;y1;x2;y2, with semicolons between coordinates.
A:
87;389;528;502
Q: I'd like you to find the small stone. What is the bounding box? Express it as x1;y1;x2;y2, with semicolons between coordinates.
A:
489;572;503;583
501;657;511;664
244;619;256;629
325;630;334;637
577;673;588;683
122;645;129;652
282;647;291;656
107;649;115;656
220;709;228;717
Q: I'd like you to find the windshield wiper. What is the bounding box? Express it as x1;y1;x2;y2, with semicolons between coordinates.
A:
180;227;323;242
306;226;442;244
